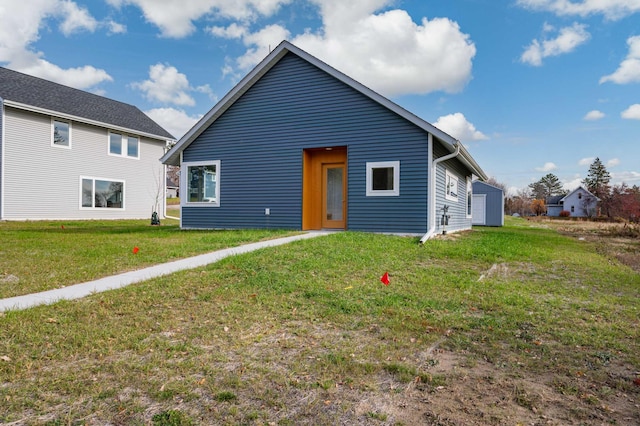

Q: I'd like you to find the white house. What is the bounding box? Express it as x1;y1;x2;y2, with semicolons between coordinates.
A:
0;67;174;220
546;186;599;218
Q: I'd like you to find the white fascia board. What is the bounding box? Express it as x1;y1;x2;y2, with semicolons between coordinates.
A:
3;100;172;144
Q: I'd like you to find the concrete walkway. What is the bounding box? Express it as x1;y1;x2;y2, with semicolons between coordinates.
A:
0;232;329;312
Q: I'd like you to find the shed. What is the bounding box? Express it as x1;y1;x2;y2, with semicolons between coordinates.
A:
472;181;504;226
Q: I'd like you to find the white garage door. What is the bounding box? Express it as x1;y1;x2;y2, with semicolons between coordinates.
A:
472;194;486;225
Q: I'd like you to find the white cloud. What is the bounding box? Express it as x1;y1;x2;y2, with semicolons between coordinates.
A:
517;0;640;20
583;110;604;120
0;0;112;89
132;64;198;106
621;104;640;119
58;1;98;35
107;0;292;38
145;108;202;140
578;157;595;166
213;1;477;97
564;175;583;191
600;36;640;84
535;162;557;172
611;170;640;184
433;113;488;142
607;158;620;167
521;22;590;66
106;20;127;34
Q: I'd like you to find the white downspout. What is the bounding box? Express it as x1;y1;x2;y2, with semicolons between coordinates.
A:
420;138;461;244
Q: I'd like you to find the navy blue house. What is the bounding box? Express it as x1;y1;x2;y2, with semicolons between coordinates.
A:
161;41;487;241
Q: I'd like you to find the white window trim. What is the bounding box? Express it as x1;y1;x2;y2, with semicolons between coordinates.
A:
466;177;473;218
182;160;221;207
445;169;459;202
108;131;140;159
79;176;125;210
366;161;400;197
51;118;71;149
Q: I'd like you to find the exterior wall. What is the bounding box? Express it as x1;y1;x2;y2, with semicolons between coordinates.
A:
432;142;473;234
546;205;562;217
564;188;597;217
472;181;504;226
2;107;166;220
0;98;3;219
182;52;430;234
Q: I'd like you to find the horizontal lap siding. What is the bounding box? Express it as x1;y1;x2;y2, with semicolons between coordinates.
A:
3;108;165;220
0;100;3;218
182;53;429;233
434;143;472;234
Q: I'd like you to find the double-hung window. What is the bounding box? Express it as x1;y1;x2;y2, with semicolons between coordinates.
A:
109;132;139;158
366;161;400;196
182;161;220;206
445;169;459;202
81;177;124;209
52;119;71;148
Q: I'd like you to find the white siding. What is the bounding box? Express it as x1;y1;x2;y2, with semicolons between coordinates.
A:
3;107;165;220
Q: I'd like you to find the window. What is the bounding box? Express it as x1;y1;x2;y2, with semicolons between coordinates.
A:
183;161;220;206
109;132;139;158
52;119;71;148
445;169;459;201
466;178;472;217
81;177;124;209
366;161;400;196
578;192;582;199
571;206;575;213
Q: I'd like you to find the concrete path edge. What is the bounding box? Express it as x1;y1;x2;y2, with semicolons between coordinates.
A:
0;231;329;313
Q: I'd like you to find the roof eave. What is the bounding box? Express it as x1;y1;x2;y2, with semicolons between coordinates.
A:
4;100;174;143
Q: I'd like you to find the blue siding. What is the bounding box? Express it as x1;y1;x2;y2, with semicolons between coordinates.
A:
182;53;431;233
0;98;3;219
472;181;504;226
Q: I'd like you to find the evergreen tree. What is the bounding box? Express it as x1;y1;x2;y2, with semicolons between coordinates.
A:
528;173;565;199
539;173;566;197
582;157;611;200
528;181;546;200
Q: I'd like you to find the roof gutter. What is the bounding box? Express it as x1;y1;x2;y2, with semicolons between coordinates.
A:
420;137;461;244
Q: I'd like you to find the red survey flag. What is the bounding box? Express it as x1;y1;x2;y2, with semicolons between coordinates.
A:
132;246;139;254
380;272;390;286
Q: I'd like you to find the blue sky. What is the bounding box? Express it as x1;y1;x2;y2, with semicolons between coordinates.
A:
1;0;639;194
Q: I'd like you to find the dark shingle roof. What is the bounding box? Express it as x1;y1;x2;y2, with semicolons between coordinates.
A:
0;66;174;140
546;195;563;205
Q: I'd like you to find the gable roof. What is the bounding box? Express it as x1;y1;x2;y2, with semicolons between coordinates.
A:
561;185;600;202
160;41;487;180
546;195;564;205
0;66;174;141
473;180;504;193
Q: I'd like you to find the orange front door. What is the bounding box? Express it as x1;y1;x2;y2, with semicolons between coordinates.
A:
302;148;347;230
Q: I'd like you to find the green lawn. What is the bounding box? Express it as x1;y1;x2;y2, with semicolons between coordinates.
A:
0;218;638;424
0;220;296;299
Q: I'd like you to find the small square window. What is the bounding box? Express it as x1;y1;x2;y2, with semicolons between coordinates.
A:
182;161;221;206
445;169;459;202
366;161;400;196
52;119;71;148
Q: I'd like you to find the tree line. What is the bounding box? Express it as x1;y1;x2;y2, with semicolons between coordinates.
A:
493;158;640;221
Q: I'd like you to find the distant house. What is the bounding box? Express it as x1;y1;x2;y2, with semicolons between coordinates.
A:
472;181;504;226
0;67;174;220
161;41;487;240
546;186;599;217
166;178;179;198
